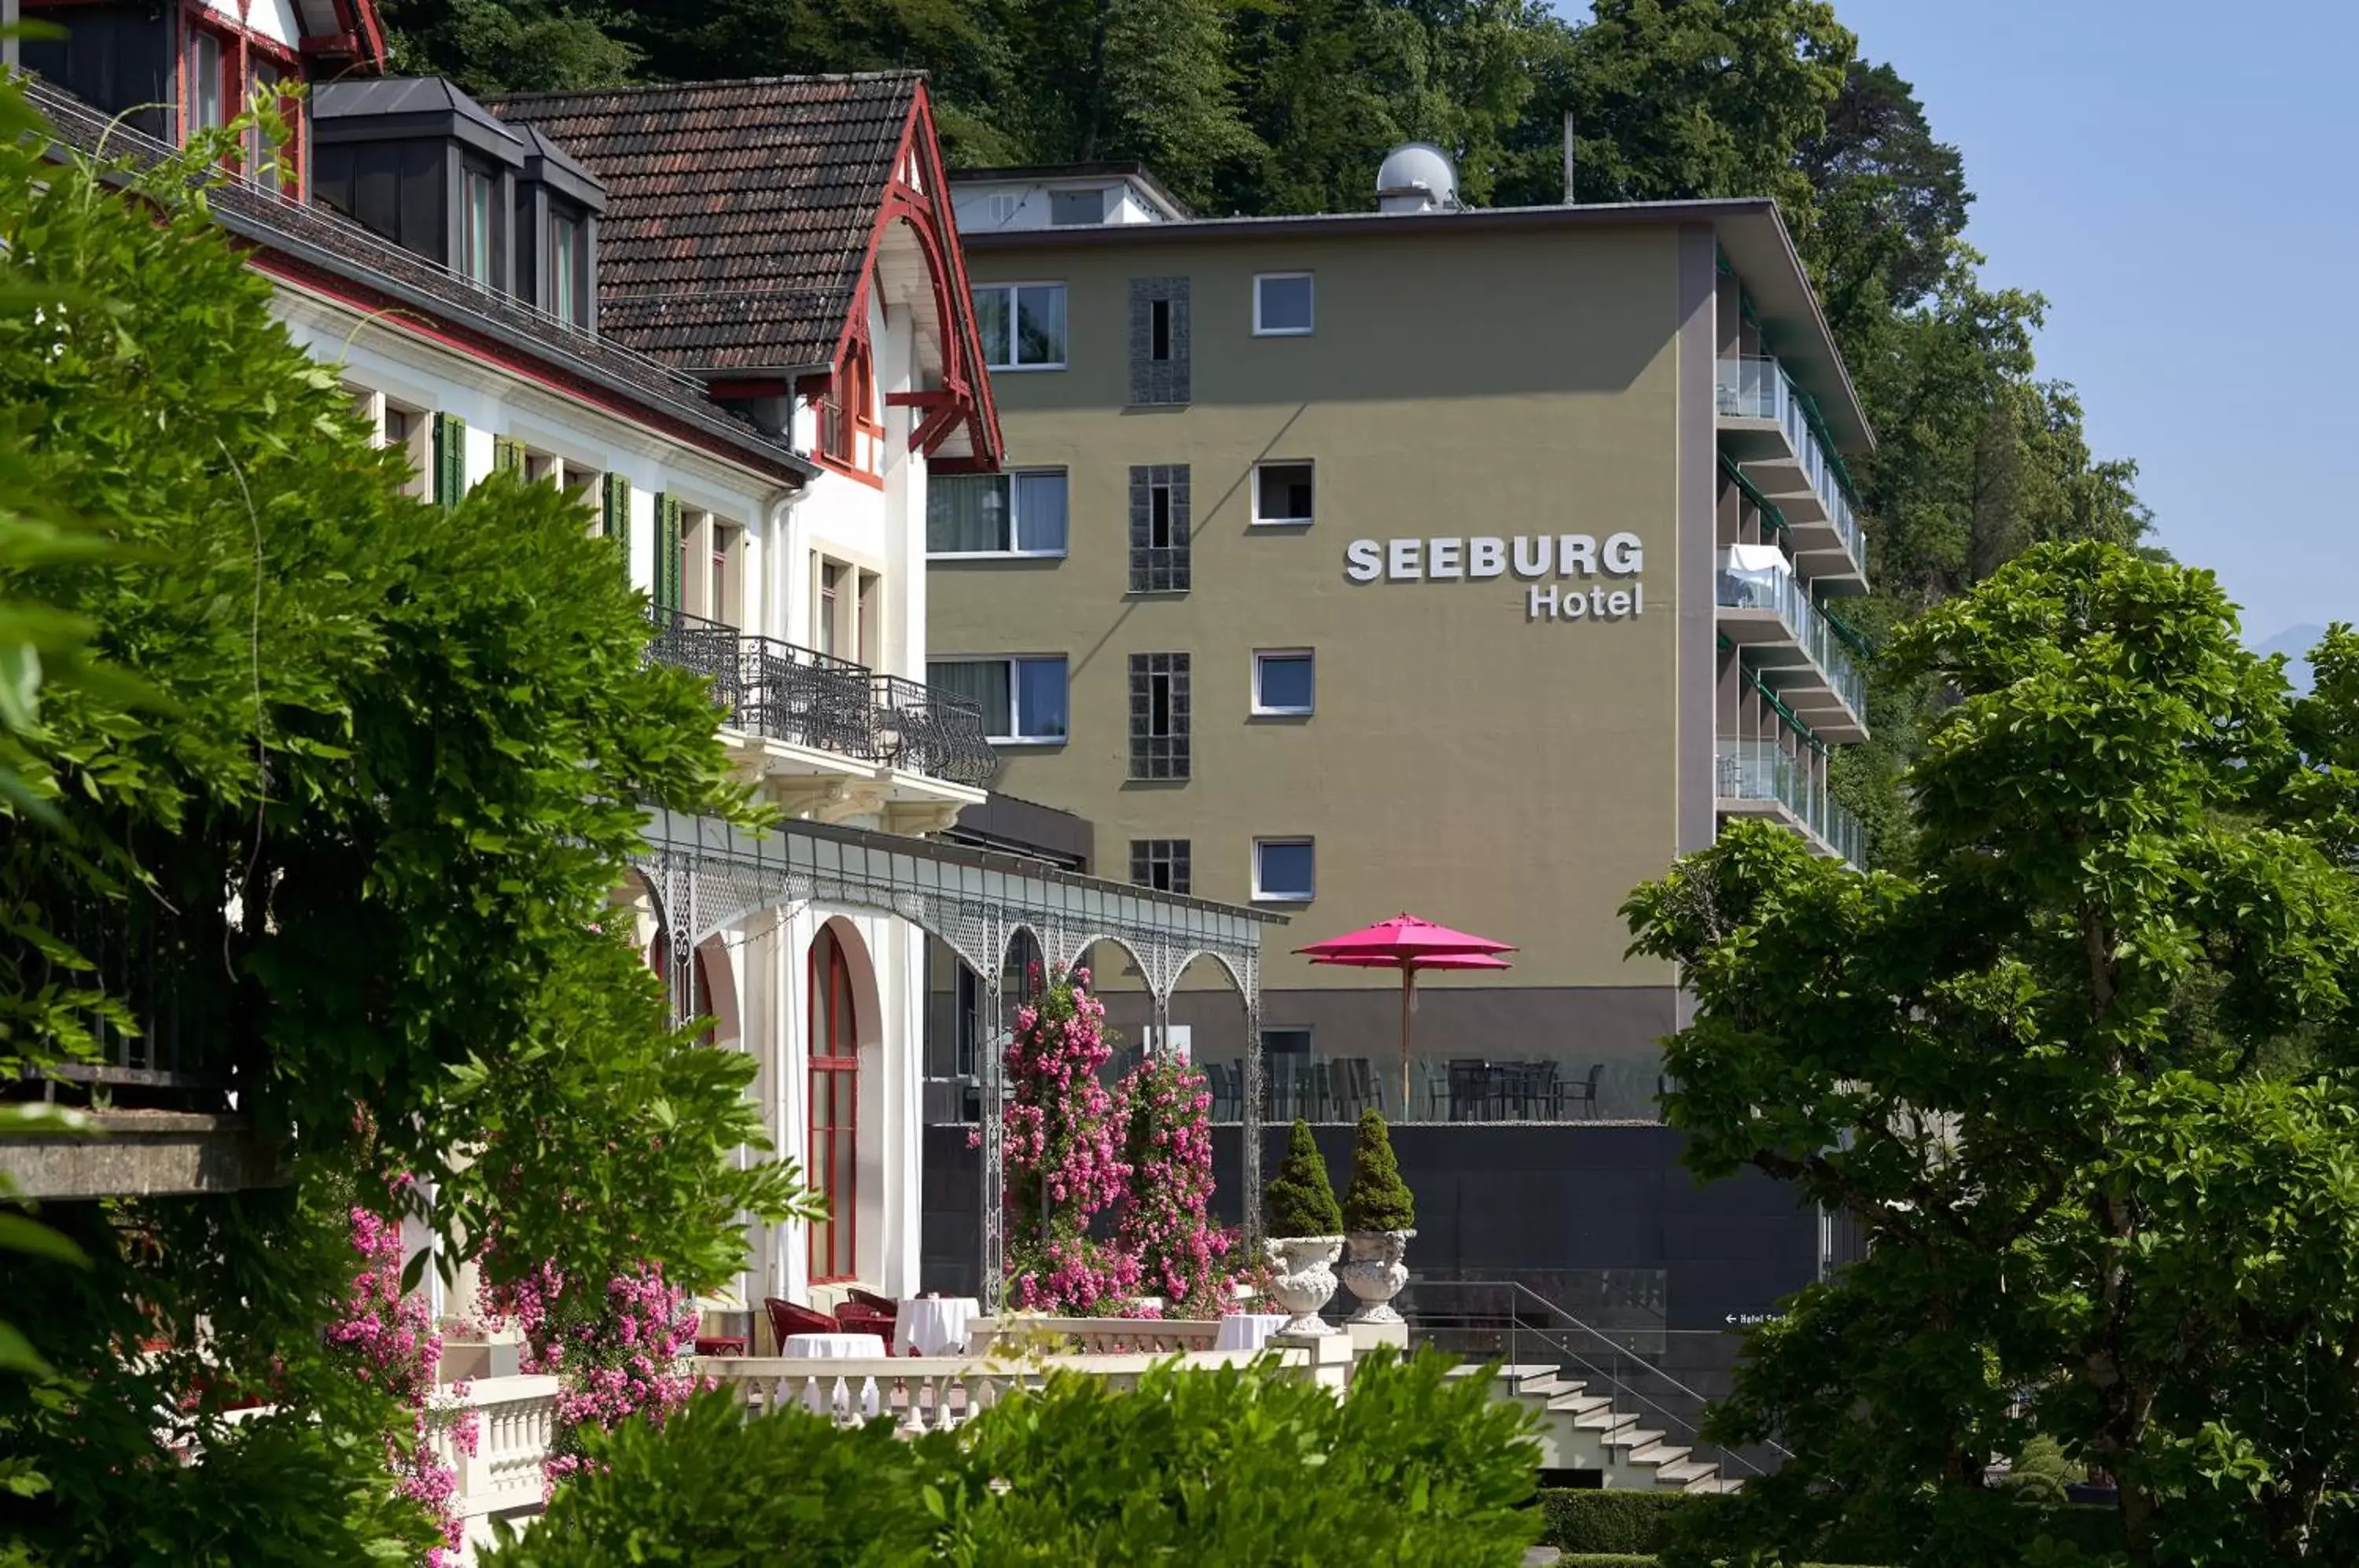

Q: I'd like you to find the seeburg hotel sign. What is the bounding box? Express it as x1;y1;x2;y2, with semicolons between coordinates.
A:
1343;532;1648;623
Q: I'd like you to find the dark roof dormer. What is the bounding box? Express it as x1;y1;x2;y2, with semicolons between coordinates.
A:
512;123;608;334
310;75;527;297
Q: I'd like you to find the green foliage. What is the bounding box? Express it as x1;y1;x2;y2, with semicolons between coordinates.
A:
0;73;815;1556
491;1349;1539;1566
1628;545;2359;1566
1263;1117;1341;1237
2004;1435;2080;1508
484;1386;945;1566
1540;1487;1719;1554
1340;1108;1415;1232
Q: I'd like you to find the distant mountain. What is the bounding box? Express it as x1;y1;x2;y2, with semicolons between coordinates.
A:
2254;624;2328;695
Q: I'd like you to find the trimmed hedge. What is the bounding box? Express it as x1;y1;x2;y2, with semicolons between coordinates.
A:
1540;1490;1718;1554
1556;1558;1884;1567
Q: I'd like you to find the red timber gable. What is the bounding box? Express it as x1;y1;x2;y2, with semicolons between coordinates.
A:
486;72;1002;482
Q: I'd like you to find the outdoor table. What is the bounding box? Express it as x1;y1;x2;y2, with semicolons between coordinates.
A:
896;1295;980;1357
782;1332;886;1419
1213;1312;1292;1353
693;1335;746;1356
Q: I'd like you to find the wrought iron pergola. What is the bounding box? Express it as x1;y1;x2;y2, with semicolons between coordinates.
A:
631;808;1285;1311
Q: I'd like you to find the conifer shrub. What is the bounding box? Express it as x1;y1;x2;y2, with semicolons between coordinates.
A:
1340;1110;1415;1232
1263;1118;1342;1237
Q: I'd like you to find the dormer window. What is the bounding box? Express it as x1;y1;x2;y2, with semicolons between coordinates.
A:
462;168;495;286
186;29;224;135
551;212;583;326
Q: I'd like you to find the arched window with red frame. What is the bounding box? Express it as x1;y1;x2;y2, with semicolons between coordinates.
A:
807;926;860;1283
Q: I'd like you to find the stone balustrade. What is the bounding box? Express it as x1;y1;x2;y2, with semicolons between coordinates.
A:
963;1315;1225;1358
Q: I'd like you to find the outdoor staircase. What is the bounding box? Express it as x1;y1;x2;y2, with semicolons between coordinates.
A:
1449;1364;1743;1493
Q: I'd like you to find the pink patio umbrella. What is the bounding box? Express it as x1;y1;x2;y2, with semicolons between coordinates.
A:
1295;915;1516;1115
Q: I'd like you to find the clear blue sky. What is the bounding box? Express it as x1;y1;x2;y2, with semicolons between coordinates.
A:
1563;2;2357;642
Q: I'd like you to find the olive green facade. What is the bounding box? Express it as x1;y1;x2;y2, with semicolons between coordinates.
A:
933;201;1861;1119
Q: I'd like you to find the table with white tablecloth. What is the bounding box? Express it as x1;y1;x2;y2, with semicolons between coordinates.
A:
782;1331;887;1419
896;1295;980;1357
1213;1312;1293;1353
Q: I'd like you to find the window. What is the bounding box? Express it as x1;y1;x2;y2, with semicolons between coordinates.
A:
987;191;1020;226
461;168;495;286
1128;465;1191;594
1050;189;1104;226
186;29;224;137
1263;1028;1312;1058
928;470;1068;557
711;525;742;627
818;561;843;657
1253;462;1316;526
1130;839;1192;895
1129;653;1190;781
972;282;1067;370
1255;272;1315;336
1129;277;1189;404
929;657;1069;743
1253;838;1316;902
807;926;859;1284
352;388;432;500
246;61;279;177
550;212;583;326
1253;650;1315;716
856;570;879;668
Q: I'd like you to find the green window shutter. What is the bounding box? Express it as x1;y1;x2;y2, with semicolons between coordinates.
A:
601;472;631;545
653;492;683;614
493;434;524;476
432;413;467;508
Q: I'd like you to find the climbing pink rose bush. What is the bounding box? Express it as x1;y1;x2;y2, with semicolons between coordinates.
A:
1114;1055;1238;1319
486;1257;701;1487
326;1197;477;1566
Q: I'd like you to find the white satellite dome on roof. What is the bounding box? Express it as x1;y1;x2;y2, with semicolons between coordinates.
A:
1375;142;1461;214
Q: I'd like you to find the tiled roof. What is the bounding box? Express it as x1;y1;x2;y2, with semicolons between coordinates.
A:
22;75;814;483
491;75;921;374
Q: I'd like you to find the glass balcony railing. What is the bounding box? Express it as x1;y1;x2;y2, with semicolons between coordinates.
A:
1716;739;1865;867
1716;556;1868;720
1715;355;1866;573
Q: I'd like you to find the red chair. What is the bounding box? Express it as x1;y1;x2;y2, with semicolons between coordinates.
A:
764;1297;838;1349
837;1301;896;1352
845;1286;899;1316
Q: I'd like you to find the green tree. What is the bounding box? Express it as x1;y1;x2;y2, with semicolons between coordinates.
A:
380;0;642;94
1264;1117;1342;1236
0;84;814;1558
1627;543;2359;1566
1340;1109;1415;1233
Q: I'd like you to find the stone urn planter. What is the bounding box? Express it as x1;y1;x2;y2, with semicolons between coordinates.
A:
1340;1228;1415;1324
1264;1235;1345;1335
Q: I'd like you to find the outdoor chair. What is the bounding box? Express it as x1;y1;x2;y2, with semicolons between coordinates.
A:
1529;1059;1566;1120
764;1297;839;1347
1334;1057;1375;1121
836;1299;896;1349
1563;1063;1603;1120
1448;1058;1492;1122
1204;1060;1242;1121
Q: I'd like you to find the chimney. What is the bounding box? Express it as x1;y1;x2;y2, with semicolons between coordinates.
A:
1562;110;1577;204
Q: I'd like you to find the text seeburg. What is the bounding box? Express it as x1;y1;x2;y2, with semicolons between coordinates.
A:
1343;534;1647;623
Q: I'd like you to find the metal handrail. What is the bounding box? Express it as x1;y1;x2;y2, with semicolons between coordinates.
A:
643;606;996;788
1404;1276;1793;1477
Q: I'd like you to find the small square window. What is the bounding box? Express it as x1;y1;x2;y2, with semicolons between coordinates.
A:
1253;838;1315;902
1129;839;1192;895
1253;462;1315;526
1254;272;1314;337
1050;189;1105;226
973;282;1067;370
1253;650;1315;716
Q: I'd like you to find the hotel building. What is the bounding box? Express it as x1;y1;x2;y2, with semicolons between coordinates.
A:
931;154;1874;1128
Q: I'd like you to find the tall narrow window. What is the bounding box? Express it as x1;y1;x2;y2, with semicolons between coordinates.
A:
807;928;860;1284
550;212;581;325
1150;298;1172;361
818;561;843;657
1128;465;1191;593
1128;278;1190;404
857;572;880;668
462;169;495;286
1129;653;1191;781
246;61;280;178
186;30;224;138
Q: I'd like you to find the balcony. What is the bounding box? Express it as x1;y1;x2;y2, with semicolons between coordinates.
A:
1715;355;1867;585
1714;739;1864;867
1715;550;1868;742
645;608;997;819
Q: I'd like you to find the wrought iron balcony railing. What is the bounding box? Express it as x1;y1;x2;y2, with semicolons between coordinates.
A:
644;607;997;789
